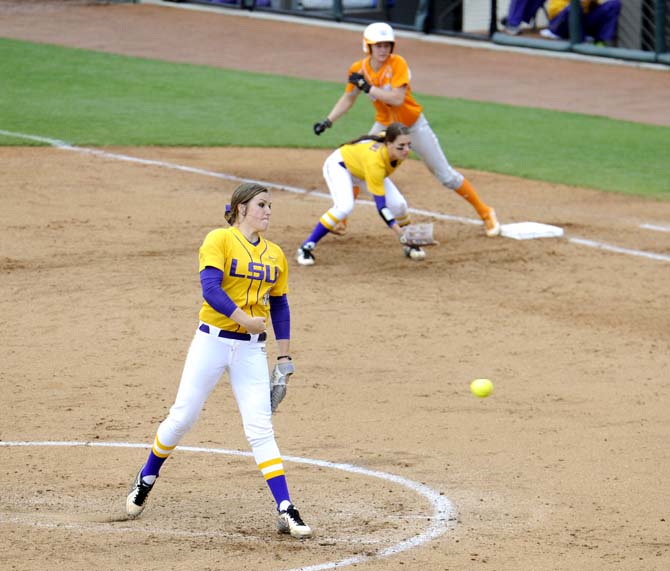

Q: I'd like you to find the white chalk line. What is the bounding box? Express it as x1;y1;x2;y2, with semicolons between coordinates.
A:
1;128;668;262
640;223;670;233
0;129;480;226
567;237;670;262
0;440;456;571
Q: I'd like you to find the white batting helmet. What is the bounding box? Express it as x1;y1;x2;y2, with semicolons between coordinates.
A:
362;22;395;53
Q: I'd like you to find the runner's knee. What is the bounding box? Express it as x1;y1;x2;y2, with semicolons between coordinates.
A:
441;170;464;191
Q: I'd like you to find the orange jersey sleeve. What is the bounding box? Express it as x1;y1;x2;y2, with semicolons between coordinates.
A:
346;55;423;128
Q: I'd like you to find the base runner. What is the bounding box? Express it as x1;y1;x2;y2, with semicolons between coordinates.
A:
313;22;500;238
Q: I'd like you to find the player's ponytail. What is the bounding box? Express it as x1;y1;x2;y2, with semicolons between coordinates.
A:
340;122;409;148
340;133;385;147
226;182;269;226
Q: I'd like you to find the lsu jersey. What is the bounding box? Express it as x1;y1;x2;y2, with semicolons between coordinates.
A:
198;226;288;332
346;54;423;128
339;138;403;197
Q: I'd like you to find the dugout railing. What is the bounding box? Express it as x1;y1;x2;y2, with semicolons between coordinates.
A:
158;0;670;65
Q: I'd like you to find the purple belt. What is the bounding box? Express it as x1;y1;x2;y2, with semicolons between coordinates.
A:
199;323;267;342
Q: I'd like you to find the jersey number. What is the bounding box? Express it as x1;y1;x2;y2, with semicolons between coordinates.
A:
230;259;278;283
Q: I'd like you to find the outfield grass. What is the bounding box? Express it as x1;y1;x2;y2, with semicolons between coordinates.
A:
1;37;668;197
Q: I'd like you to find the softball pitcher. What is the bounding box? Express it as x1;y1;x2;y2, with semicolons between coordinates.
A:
126;183;312;539
296;122;426;265
313;22;500;238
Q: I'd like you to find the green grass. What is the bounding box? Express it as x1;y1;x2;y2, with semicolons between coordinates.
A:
1;37;668;197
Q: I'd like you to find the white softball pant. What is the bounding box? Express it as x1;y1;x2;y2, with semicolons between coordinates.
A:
321;147;409;223
154;323;279;466
371;114;464;190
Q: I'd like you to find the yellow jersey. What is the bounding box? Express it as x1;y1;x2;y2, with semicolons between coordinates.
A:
198;226;288;332
548;0;597;19
339;139;403;197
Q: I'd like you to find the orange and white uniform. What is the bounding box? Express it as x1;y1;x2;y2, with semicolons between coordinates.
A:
314;22;499;237
346;53;465;190
346;54;422;128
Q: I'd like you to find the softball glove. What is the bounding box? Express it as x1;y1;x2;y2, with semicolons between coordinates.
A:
270;361;294;412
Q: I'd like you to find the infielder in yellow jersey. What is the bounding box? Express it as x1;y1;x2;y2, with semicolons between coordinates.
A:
296;122;426;266
126;183;312;539
313;22;501;238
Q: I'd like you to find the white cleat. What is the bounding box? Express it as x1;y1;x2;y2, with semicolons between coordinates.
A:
295;247;316;266
278;504;313;538
126;470;155;518
483;208;501;237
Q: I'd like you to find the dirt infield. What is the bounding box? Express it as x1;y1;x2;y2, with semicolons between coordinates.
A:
1;2;670;571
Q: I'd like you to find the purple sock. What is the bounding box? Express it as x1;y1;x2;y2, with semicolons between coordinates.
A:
141;450;168;478
266;474;291;508
303;222;330;248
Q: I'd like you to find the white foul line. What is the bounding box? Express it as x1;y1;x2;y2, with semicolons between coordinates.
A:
0;440;457;571
567;237;670;262
1;128;668;262
640;223;670;233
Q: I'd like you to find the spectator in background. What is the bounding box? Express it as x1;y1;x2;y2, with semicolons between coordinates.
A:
501;0;547;35
542;0;621;45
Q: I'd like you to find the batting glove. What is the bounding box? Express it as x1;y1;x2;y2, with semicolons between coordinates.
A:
348;72;371;93
313;118;332;136
270;361;294;412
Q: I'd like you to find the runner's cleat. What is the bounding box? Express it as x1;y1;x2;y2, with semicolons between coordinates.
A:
483;209;501;237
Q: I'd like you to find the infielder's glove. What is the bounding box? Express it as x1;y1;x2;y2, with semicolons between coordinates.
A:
313;118;332;136
399;233;418;247
348;72;371;93
399;223;438;246
270;360;294;412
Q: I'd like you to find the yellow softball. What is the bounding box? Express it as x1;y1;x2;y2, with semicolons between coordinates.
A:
470;378;494;398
